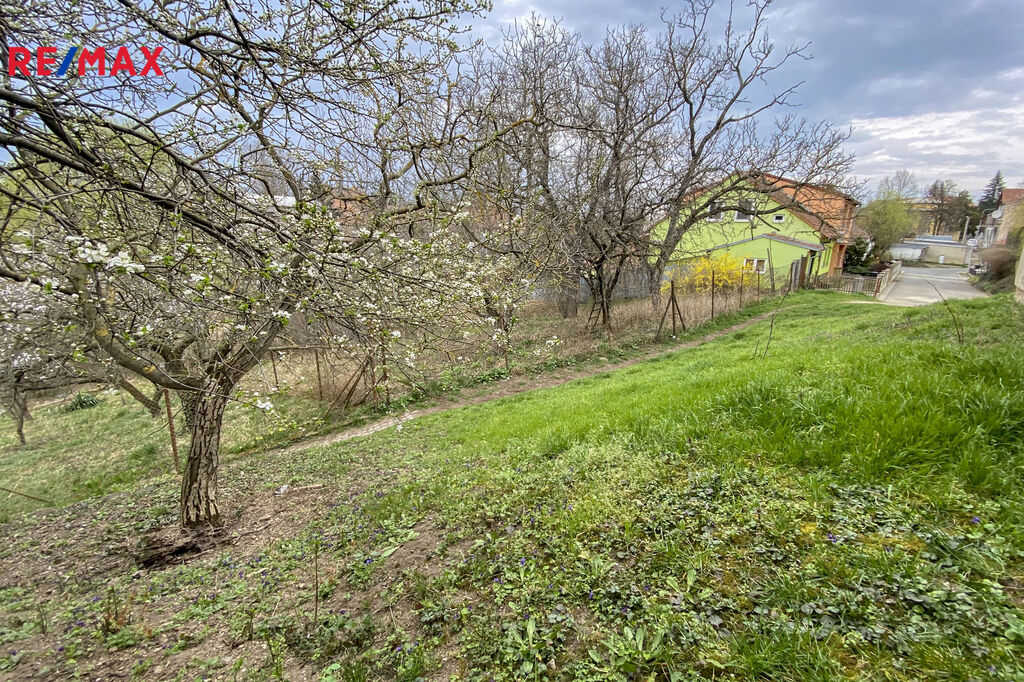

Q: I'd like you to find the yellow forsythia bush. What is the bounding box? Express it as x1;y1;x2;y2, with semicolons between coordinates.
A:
665;253;755;292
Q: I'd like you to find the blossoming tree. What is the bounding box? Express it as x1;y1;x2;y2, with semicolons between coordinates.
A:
0;0;505;527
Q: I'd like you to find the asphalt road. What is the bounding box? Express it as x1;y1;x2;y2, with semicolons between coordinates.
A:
878;265;988;306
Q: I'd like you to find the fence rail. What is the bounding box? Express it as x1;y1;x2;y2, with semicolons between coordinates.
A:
808;261;902;297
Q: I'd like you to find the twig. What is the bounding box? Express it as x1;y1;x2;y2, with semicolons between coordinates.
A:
0;486;53;505
928;282;964;345
761;292;790;359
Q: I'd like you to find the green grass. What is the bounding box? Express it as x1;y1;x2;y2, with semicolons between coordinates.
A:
0;387;344;522
3;292;1024;680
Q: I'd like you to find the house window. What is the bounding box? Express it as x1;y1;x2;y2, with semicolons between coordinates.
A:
707;202;724;221
744;258;767;274
773;214;784;223
735;199;754;222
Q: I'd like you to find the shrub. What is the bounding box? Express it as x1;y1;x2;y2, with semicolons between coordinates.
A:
979;247;1017;281
977;247;1018;293
61;392;101;413
666;253;755;292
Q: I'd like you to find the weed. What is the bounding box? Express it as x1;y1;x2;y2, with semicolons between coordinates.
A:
61;392;101;413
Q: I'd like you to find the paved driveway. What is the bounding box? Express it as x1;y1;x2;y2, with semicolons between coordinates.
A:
878;265;987;306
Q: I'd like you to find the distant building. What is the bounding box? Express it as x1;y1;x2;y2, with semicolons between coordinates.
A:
908;198;940;234
981;187;1024;246
656;174;862;281
891;235;970;265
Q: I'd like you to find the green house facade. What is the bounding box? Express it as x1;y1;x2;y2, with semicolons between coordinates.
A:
657;177;861;281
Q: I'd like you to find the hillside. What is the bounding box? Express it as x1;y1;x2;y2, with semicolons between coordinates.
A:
3;292;1024;680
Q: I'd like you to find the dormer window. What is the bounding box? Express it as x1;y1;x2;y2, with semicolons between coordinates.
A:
707;202;724;221
735;199;754;222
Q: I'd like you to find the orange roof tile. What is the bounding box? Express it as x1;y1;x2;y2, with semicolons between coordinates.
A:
1001;188;1024;205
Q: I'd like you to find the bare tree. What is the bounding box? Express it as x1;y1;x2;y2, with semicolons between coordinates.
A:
878;170;919;200
924;180;976;236
480;3;853;326
646;0;854;308
571;26;677;329
482;19;676;329
472;17;587;318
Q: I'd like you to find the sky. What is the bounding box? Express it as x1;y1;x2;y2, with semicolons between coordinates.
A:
472;0;1024;199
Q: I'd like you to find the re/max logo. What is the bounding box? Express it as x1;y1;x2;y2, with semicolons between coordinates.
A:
8;47;165;77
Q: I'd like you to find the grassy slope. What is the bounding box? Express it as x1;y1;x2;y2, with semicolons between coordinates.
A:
3;292;1024;681
0;390;341;522
0;294;778;522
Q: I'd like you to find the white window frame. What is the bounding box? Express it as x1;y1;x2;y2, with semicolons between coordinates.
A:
744;258;768;274
707;202;724;222
772;214;785;223
735;199;754;222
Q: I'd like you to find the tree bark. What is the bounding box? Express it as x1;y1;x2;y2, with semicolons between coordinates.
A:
555;275;578;318
12;388;27;446
179;387;228;527
177;390;199;431
117;375;163;417
557;292;578;319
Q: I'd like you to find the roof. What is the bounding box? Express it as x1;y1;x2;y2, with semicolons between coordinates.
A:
673;172;860;245
707;232;824;253
760;173;862;206
1001;188;1024;205
754;174;859;242
761;188;843;240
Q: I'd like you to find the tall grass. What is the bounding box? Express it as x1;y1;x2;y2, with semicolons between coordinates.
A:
400;293;1024;500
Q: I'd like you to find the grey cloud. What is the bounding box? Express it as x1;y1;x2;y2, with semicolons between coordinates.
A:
473;0;1024;195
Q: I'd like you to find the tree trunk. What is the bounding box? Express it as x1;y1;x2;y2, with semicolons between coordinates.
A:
647;263;664;312
558;294;578;319
13;390;27;446
179;389;228;527
177;390;199;431
556;276;578;318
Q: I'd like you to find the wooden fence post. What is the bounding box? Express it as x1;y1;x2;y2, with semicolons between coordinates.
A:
671;280;677;337
380;344;391;408
710;270;716;319
673;284;686;332
163;389;180;473
657;285;672;339
314;349;323;401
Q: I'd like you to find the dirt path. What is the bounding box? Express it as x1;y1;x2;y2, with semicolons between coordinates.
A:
280;310;776;455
